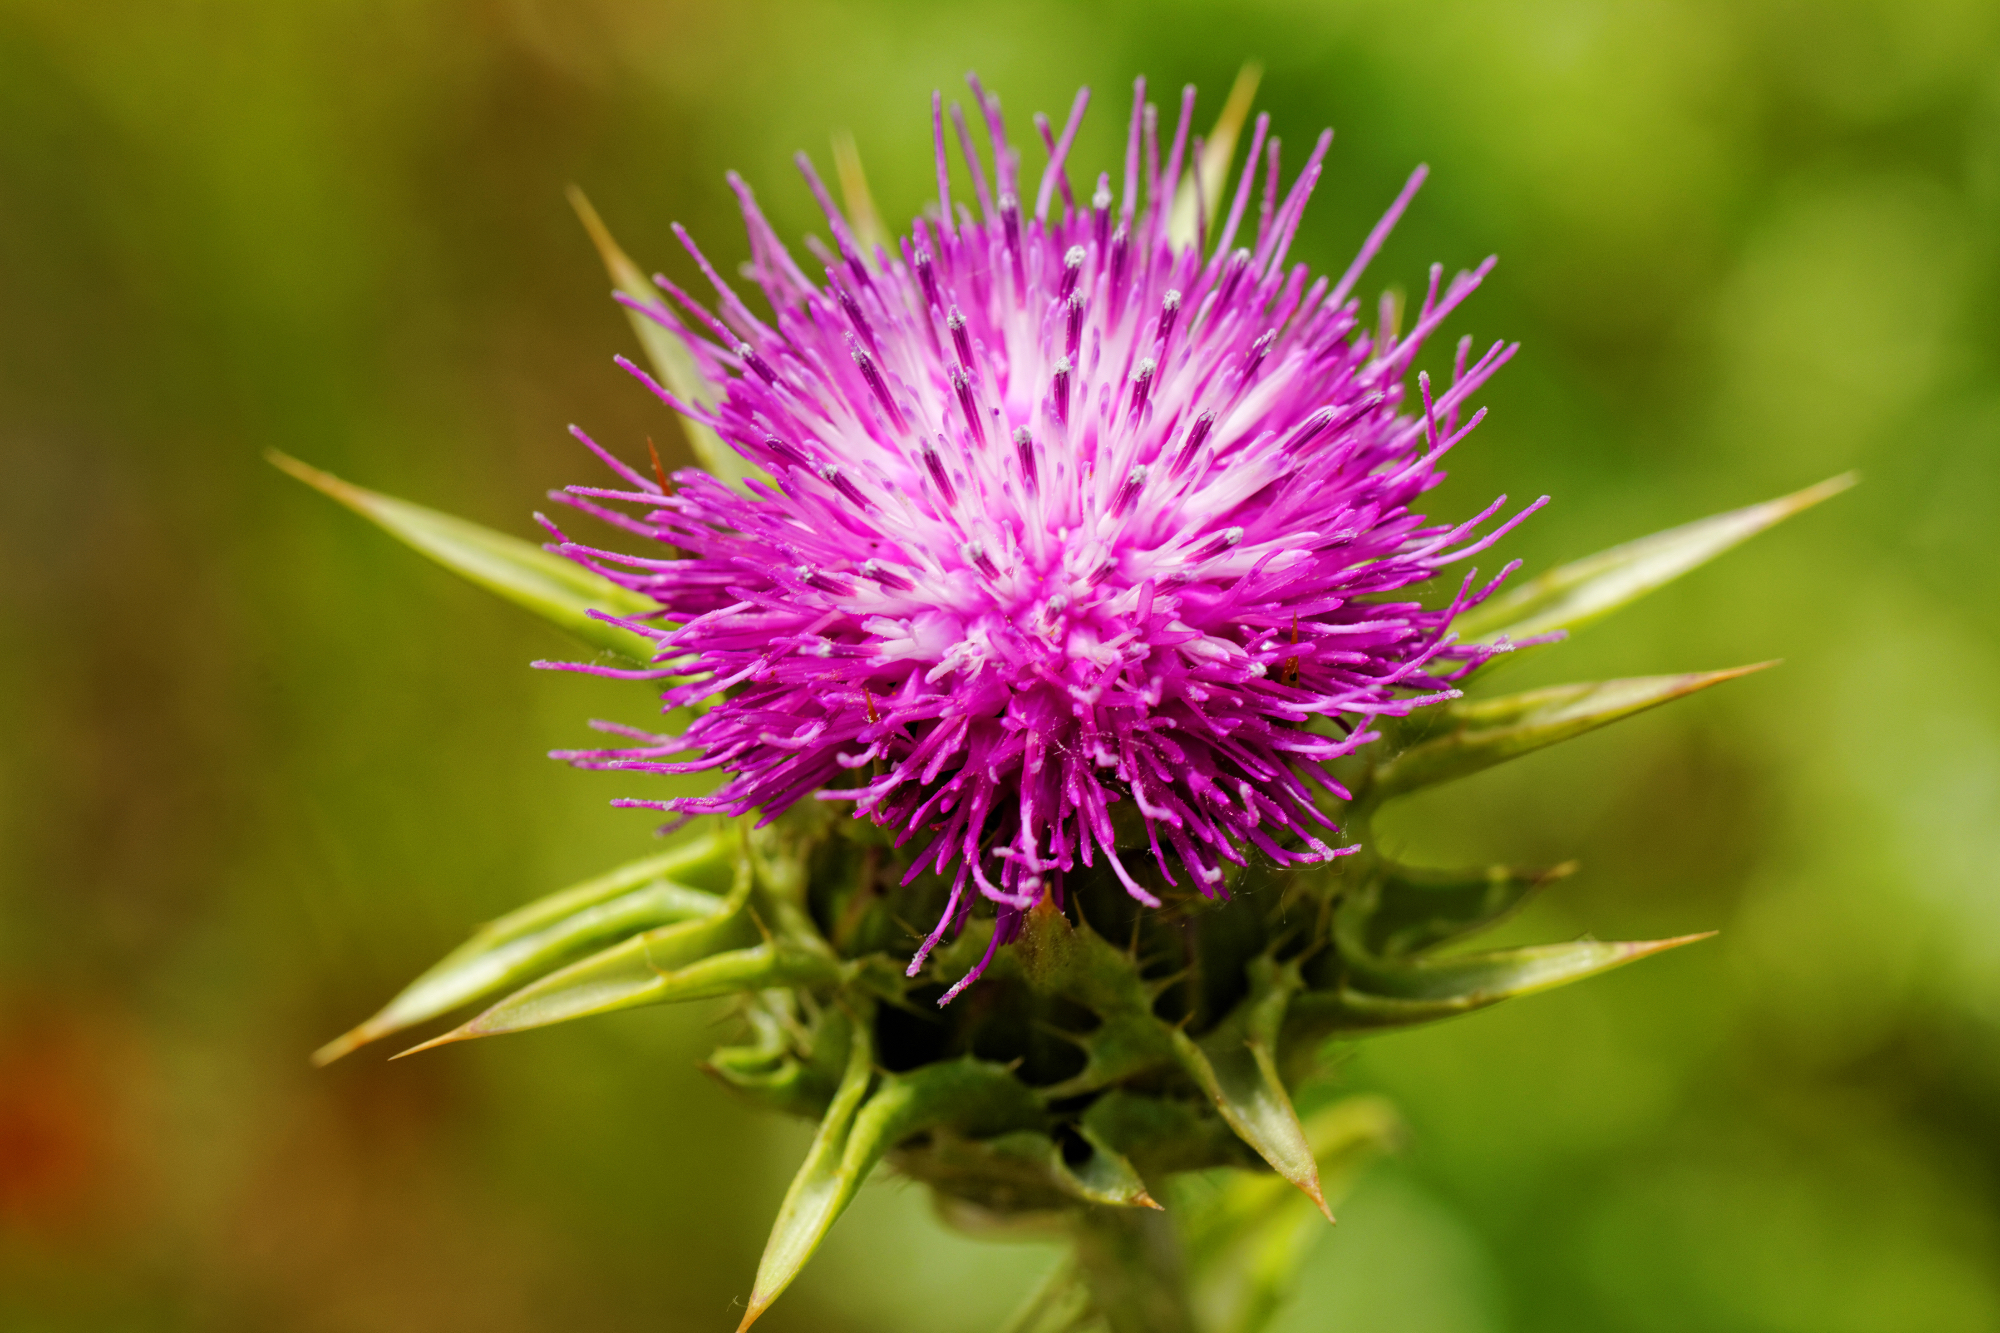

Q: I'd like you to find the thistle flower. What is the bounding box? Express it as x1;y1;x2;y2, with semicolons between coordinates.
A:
544;78;1545;1000
282;69;1849;1333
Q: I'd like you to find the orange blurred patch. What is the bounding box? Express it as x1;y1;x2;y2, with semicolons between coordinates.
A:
0;1003;135;1236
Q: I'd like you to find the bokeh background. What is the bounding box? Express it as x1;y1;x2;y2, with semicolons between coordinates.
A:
5;1;1998;1329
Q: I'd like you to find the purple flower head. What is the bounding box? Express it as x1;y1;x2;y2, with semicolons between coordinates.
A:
548;77;1545;1002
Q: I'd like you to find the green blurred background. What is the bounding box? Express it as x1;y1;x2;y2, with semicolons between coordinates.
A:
4;1;1998;1329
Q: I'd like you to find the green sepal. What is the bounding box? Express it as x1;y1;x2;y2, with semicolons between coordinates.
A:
314;828;734;1065
1181;1094;1402;1259
1182;1096;1403;1333
739;1002;877;1331
395;849;845;1054
269;449;663;664
851;1055;1050;1151
1344;860;1576;960
567;187;768;494
741;1050;1045;1329
1367;664;1773;803
1066;1128;1162;1210
702;993;849;1122
407;938;844;1054
1456;473;1855;658
1341;932;1712;1004
1081;1091;1263;1181
1041;1013;1182;1100
1291;932;1712;1043
1170;956;1328;1218
1019;907;1180;1098
892;1126;1159;1214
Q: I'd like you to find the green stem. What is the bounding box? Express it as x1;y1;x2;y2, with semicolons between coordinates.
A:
996;1257;1089;1333
1072;1206;1197;1333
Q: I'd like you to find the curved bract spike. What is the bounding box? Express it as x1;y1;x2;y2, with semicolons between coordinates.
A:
1293;934;1713;1044
1182;1095;1401;1258
1169;957;1328;1220
1167;63;1262;248
1181;1096;1402;1333
313;830;735;1065
1458;473;1857;662
1345;932;1712;1002
566;186;767;492
269;451;663;664
1343;860;1576;960
830;131;886;258
1367;663;1776;803
393;849;840;1054
400;939;842;1056
739;1004;878;1332
741;1052;1047;1329
1069;1127;1161;1210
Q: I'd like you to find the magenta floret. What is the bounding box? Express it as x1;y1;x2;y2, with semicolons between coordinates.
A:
546;77;1545;1001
